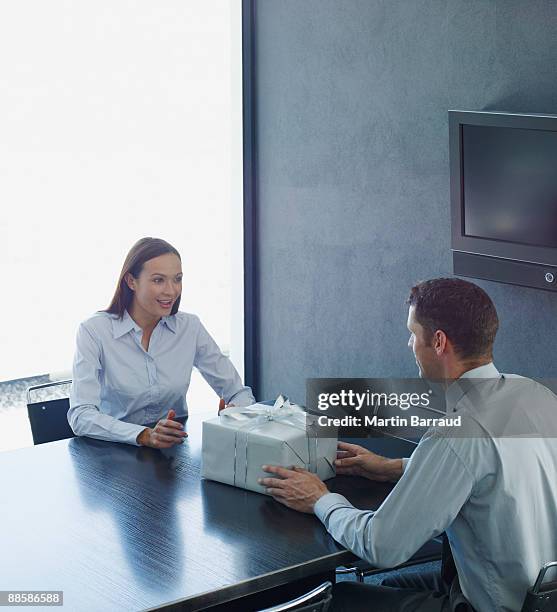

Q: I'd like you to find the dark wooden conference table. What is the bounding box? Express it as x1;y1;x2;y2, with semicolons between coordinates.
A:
0;411;394;611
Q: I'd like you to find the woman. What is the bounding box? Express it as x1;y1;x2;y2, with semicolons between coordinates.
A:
68;237;255;448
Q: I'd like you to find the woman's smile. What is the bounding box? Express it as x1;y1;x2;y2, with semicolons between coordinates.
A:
157;298;174;310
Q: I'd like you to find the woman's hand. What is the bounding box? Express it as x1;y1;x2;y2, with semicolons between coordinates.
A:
218;398;236;413
334;442;403;482
137;409;187;448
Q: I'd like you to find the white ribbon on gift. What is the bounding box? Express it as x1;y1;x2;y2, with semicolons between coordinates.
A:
220;395;319;488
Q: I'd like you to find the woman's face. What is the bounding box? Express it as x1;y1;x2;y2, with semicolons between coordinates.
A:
126;253;182;320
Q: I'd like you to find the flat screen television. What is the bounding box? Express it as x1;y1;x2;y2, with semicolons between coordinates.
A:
449;110;557;291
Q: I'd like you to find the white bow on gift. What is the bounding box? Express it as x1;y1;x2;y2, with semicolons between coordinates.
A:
220;394;307;424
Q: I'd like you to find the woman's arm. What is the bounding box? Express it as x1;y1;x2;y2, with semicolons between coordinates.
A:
193;321;255;407
68;322;147;445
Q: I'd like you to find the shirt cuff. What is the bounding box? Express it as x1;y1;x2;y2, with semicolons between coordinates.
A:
106;421;147;446
402;457;410;472
129;425;149;446
314;492;353;522
228;388;256;407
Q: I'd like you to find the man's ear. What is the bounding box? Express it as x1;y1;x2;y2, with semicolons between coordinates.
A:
124;273;136;292
433;330;447;355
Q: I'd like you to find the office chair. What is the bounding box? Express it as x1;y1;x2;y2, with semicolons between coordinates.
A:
258;581;332;612
27;379;75;445
337;559;557;610
521;561;557;612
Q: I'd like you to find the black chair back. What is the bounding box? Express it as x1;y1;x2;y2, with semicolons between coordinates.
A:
27;380;75;445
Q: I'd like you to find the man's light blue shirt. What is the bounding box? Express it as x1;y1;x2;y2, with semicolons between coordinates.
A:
69;310;255;445
314;363;557;611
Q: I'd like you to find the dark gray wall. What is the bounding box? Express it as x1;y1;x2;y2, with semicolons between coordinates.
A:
253;0;557;404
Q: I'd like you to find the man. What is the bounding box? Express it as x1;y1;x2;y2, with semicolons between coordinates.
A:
259;278;557;611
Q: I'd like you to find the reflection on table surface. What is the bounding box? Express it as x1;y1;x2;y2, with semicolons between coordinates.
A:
0;411;393;611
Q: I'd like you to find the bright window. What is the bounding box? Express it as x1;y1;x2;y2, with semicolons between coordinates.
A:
0;2;244;418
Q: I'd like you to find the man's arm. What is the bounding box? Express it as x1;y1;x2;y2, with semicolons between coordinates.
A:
261;432;474;569
315;433;475;568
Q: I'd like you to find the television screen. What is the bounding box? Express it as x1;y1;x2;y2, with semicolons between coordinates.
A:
462;124;557;249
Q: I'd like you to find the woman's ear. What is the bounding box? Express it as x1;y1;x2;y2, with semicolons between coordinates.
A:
124;273;136;292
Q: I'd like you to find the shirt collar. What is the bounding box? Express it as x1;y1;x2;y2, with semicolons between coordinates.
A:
111;310;177;339
445;362;501;412
161;315;177;334
111;310;142;339
459;362;500;379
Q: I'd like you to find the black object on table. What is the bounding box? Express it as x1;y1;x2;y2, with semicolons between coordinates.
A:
0;411;393;611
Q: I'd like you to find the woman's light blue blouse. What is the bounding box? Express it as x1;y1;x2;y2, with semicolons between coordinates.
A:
68;310;255;445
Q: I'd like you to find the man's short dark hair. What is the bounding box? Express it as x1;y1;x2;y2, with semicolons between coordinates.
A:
407;278;499;360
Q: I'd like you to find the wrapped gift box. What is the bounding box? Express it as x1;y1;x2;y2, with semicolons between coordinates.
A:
201;397;337;495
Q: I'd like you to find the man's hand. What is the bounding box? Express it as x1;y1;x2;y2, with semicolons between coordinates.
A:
137;409;187;448
258;465;329;513
335;442;403;482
